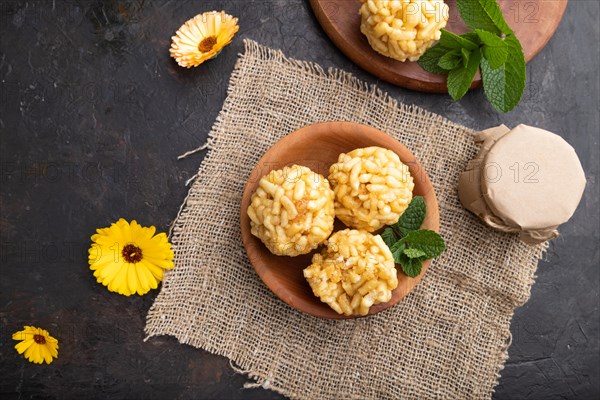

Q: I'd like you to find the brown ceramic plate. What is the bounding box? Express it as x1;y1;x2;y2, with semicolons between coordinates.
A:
309;0;568;92
240;122;440;319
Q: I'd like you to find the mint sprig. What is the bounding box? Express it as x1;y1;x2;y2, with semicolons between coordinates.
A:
418;0;526;112
381;196;445;278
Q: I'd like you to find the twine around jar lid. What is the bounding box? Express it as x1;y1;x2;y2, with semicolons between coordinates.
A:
458;124;586;244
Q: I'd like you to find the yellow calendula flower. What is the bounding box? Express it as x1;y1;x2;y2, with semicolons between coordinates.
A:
13;326;58;365
170;11;239;68
88;219;174;296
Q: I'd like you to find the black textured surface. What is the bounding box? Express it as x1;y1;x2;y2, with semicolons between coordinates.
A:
0;1;598;399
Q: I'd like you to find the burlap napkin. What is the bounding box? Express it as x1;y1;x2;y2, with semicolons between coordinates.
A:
145;39;545;400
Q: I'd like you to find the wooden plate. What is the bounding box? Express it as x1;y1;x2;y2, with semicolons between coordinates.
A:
310;0;568;92
240;122;440;319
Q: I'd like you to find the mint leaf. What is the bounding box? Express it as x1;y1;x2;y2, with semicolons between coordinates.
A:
439;29;479;51
476;29;508;69
393;250;423;278
389;241;405;263
399;256;423;278
480;34;526;112
381;227;399;249
418;44;452;75
393;196;426;235
461;32;483;44
461;48;471;68
482;45;508;70
400;230;446;259
457;0;513;35
476;29;507;47
447;49;482;101
438;49;462;70
403;248;426;259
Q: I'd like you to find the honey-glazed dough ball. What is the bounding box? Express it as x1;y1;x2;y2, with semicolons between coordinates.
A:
329;146;414;232
303;229;398;316
359;0;449;62
247;165;335;256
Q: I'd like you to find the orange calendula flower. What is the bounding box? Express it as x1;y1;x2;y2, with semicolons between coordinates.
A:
88;219;174;296
170;11;239;68
13;326;59;365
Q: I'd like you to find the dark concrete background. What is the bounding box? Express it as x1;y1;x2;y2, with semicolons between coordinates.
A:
0;0;598;399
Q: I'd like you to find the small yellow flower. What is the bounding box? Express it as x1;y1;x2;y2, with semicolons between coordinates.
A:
170;11;239;68
88;219;174;296
13;326;58;365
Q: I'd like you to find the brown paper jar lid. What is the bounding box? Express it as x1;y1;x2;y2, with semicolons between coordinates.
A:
459;124;586;244
481;124;586;231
